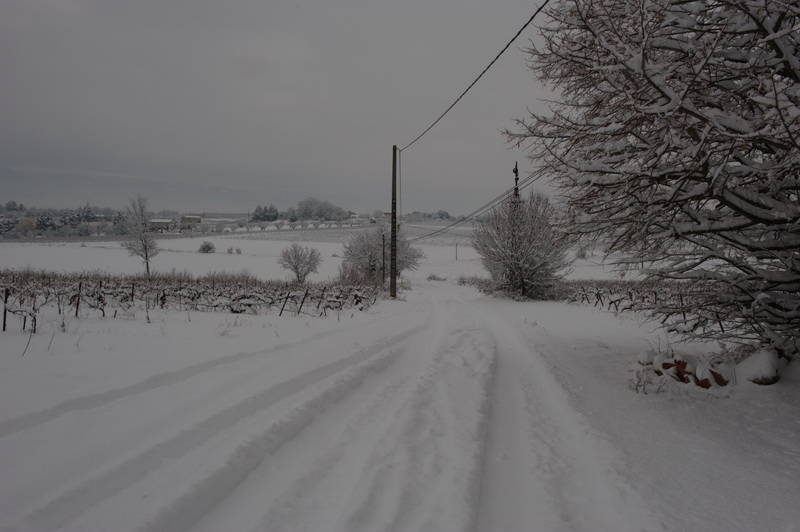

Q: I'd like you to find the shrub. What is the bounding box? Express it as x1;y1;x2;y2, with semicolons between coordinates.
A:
278;242;322;283
340;224;423;284
199;241;216;253
472;192;571;299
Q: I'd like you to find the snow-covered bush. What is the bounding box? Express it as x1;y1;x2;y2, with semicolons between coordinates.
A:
198;241;215;253
278;242;322;284
472;192;571;299
506;0;800;357
457;275;495;293
0;217;18;234
340;224;423;284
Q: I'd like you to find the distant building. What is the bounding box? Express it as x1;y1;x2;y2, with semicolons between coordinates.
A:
150;219;173;232
181;215;202;224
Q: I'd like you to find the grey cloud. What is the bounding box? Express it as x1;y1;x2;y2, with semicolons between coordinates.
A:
1;0;549;215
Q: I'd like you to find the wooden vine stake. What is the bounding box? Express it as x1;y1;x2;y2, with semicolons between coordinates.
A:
3;287;8;332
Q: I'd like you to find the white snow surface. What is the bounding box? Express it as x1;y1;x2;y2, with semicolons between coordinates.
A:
1;234;799;532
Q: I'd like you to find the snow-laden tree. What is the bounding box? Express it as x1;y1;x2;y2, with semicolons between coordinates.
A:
121;196;161;279
472;191;571;298
0;217;16;234
340;224;424;284
278;242;322;284
506;0;800;356
296;197;348;221
35;214;57;232
251;205;266;222
264;204;280;222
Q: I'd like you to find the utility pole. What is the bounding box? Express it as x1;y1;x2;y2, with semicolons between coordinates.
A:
390;145;398;298
513;161;520;201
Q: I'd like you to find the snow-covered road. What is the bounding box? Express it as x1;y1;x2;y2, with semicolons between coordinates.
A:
1;281;799;531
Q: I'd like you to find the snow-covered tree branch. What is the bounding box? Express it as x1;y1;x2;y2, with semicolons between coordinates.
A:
506;0;799;356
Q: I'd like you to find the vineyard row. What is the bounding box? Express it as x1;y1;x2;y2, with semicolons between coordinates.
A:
1;269;384;332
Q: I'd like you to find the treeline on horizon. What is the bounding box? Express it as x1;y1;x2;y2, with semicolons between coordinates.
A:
0;197;459;237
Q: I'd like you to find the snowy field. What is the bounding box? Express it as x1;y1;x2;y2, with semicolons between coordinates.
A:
1;231;799;531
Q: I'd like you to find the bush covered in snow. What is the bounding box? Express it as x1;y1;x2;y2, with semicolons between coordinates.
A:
472;191;571;299
340;224;423;284
198;241;216;253
630;344;786;395
278;243;322;284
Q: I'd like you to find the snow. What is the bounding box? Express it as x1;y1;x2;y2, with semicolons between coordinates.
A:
1;233;799;531
736;348;782;383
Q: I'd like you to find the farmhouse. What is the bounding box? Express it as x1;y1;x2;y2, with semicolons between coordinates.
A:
149;219;174;232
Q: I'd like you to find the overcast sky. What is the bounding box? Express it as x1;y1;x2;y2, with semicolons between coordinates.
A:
1;0;552;215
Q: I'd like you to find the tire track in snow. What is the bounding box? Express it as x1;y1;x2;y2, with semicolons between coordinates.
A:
172;290;496;532
0;306;423;439
242;293;497;532
127;347;405;532
225;369;421;532
475;304;659;532
14;324;424;532
517;359;659;531
0;335;336;440
336;299;496;532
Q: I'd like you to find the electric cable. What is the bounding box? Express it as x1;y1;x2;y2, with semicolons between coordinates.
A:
406;170;535;241
408;172;541;242
399;0;551;153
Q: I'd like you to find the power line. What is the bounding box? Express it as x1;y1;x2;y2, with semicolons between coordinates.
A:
408;172;540;242
410;179;524;240
399;0;552;153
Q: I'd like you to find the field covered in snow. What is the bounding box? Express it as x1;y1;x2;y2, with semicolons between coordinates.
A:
1;229;799;532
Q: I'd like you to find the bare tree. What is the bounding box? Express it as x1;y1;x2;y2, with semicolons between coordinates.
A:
472;191;571;298
121;196;161;279
278;242;322;284
505;0;800;357
341;224;424;284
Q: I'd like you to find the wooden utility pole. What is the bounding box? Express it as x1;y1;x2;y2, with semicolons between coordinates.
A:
390;145;398;298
